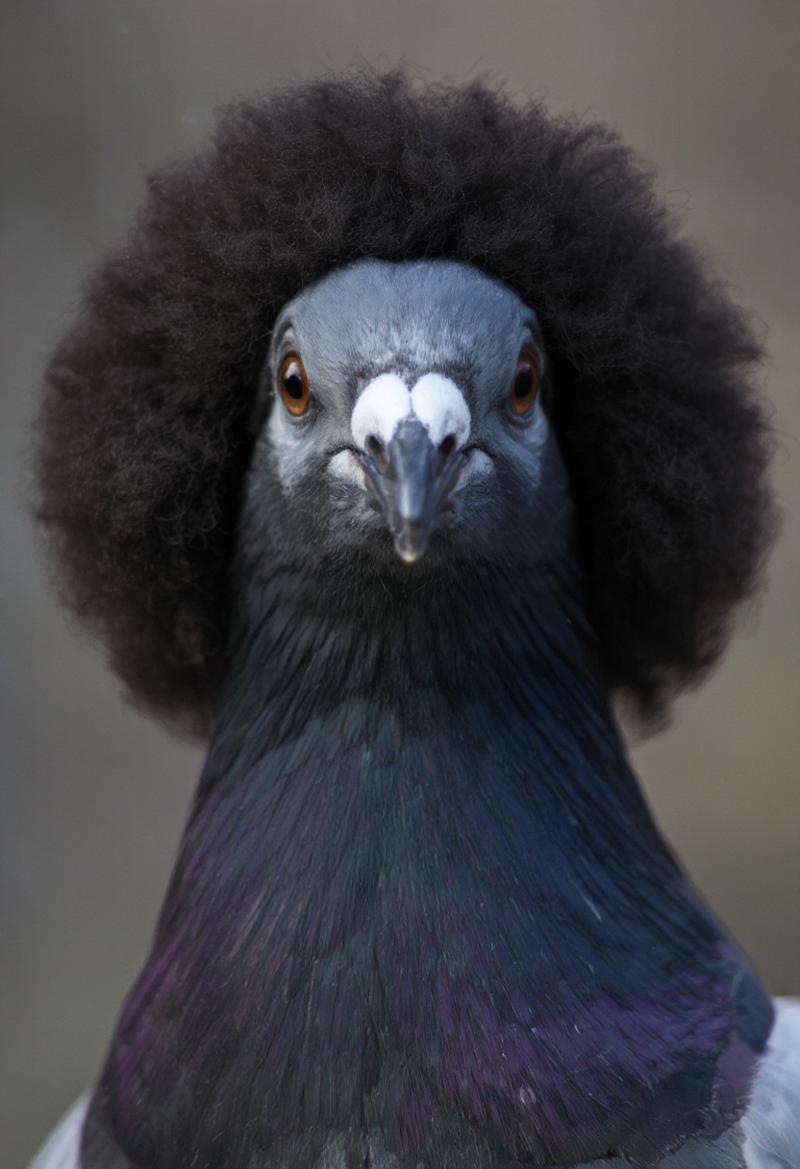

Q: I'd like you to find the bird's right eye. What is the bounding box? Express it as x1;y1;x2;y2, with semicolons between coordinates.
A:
277;353;311;417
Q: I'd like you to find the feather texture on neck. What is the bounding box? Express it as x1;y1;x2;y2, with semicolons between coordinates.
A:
84;553;772;1169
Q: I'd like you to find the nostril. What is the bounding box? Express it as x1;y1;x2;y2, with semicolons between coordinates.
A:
366;434;389;472
437;433;457;473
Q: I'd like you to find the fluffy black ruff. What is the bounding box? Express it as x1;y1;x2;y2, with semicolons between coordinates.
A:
35;70;775;735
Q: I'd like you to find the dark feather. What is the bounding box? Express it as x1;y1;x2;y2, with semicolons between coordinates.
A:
34;70;776;734
80;559;771;1167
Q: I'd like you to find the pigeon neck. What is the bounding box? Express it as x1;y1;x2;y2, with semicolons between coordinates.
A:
216;551;607;744
89;554;772;1169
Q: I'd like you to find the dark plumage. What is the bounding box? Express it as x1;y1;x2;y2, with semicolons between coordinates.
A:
29;71;798;1169
35;69;775;736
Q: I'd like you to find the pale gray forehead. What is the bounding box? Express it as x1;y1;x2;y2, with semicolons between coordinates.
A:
268;258;541;398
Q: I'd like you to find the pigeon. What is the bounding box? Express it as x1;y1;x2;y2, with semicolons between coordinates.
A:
29;73;798;1169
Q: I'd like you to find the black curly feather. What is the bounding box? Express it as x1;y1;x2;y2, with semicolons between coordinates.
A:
34;70;776;735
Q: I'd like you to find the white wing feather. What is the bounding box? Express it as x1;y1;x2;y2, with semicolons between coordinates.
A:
28;1095;88;1169
743;998;800;1169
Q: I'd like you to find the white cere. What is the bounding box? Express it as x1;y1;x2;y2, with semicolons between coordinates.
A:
350;371;471;453
350;373;413;451
409;373;471;448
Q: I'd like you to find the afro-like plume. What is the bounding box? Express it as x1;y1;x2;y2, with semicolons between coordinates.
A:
34;70;776;736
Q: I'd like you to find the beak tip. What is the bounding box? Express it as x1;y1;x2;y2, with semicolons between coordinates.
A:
394;535;428;564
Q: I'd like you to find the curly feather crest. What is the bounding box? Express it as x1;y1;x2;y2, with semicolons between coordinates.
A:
34;70;776;734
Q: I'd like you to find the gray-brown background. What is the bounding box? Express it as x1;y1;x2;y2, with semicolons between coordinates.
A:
2;1;798;1162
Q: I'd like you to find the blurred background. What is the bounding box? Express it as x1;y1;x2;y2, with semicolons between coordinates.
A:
2;0;798;1162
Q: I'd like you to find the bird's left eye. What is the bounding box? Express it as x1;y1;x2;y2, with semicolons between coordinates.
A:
277;353;311;417
509;351;540;417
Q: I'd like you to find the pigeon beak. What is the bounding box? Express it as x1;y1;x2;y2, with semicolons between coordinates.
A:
363;417;463;563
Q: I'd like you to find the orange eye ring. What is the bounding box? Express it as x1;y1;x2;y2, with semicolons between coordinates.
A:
510;351;540;417
277;352;311;417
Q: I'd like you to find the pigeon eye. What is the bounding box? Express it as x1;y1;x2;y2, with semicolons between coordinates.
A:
277;353;311;417
510;351;540;417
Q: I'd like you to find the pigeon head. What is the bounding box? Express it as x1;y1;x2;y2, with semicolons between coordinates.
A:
34;71;775;734
247;258;570;574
